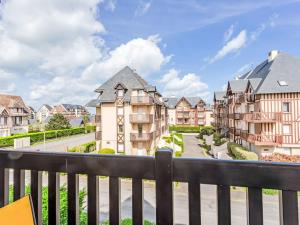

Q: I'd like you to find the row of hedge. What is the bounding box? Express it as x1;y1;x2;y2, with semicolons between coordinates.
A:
68;141;96;153
169;125;202;133
213;133;227;146
0;127;86;147
227;142;258;160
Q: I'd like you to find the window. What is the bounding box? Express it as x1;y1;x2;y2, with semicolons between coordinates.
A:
117;89;124;97
282;102;290;112
283;124;291;134
278;81;288;86
137;90;144;96
118;124;124;133
138;124;143;137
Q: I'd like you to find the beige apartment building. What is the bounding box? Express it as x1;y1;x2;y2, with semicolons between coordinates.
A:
164;97;213;126
51;104;89;119
214;50;300;156
0;94;30;137
87;66;167;155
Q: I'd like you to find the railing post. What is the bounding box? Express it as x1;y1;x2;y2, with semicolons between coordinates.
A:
155;149;173;225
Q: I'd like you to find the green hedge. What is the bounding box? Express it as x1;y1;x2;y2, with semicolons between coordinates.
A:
0;127;85;147
85;125;96;133
68;141;96;153
103;218;154;225
227;142;258;160
213;133;226;146
169;125;202;133
98;148;115;154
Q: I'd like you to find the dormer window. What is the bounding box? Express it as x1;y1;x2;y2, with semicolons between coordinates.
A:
117;89;124;97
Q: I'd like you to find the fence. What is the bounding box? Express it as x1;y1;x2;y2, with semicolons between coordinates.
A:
0;149;299;225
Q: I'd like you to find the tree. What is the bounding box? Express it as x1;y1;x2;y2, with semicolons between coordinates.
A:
82;115;89;126
46;114;71;131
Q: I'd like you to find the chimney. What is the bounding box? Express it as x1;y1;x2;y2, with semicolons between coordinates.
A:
268;50;279;62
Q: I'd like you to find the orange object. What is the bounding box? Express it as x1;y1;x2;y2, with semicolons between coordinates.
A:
0;195;36;225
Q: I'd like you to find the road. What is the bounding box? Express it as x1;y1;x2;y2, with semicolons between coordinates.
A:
18;133;95;152
182;134;208;158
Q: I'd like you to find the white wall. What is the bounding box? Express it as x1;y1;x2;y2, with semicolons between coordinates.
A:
168;109;176;125
101;103;117;151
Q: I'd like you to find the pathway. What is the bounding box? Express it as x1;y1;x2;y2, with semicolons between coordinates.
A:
182;134;209;158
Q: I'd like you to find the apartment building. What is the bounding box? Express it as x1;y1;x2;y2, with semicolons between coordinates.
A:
87;66;167;155
36;104;53;123
164;97;213;126
0;94;30;137
51;104;89;119
215;50;300;156
213;91;228;135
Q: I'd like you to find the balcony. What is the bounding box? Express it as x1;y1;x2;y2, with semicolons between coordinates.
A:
130;96;154;105
130;114;153;123
177;112;190;118
247;134;283;146
243;112;282;123
0;149;299;225
95;115;101;124
130;132;153;141
198;113;205;118
241;130;249;140
95;131;102;140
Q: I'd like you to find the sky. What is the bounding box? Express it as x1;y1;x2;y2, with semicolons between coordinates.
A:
1;0;300;109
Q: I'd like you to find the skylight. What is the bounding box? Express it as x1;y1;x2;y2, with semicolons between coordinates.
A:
278;81;288;86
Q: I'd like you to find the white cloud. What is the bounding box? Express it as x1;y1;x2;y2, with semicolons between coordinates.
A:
160;69;209;99
135;1;152;17
210;30;247;63
105;0;117;11
250;13;278;41
0;0;170;108
224;24;235;42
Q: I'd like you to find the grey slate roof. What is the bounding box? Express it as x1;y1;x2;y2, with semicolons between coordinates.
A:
214;91;226;101
163;97;204;109
234;52;300;94
88;66;159;106
62;104;86;111
228;79;248;93
44;104;52;111
69;118;84;127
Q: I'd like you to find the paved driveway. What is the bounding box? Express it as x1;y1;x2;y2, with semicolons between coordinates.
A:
15;133;95;152
182;134;209;158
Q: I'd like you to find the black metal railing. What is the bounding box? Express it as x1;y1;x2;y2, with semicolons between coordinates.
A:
0;149;299;225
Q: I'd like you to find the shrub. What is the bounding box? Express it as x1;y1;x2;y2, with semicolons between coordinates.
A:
227;142;258;160
85;125;96;133
9;185;87;225
169;125;201;133
213;133;226;146
175;151;182;157
99;148;115;154
102;218;155;225
68;141;96;153
0;127;86;148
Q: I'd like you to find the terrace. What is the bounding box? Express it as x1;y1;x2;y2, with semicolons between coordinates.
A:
243;112;282;123
247;134;283;146
0;149;299;225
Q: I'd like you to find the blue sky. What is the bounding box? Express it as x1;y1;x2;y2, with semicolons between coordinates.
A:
1;0;300;108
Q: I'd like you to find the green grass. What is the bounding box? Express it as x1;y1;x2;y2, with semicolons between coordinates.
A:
102;218;155;225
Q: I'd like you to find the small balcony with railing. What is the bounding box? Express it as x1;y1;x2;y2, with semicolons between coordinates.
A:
243;112;282;123
247;134;283;146
130;96;154;105
130;132;153;142
129;114;153;123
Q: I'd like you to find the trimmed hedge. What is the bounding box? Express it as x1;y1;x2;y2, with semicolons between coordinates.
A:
227;142;258;160
98;148;115;154
175;151;182;157
0;127;85;147
169;125;202;133
68;141;96;153
85;125;96;133
213;133;226;146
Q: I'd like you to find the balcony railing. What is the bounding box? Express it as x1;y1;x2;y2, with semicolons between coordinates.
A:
247;134;283;146
130;132;153;141
129;114;153;123
241;130;249;140
0;149;299;225
95;115;101;123
130;96;154;105
176;112;190;118
95;131;102;140
243;112;282;123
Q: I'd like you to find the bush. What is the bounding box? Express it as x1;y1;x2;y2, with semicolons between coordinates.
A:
98;148;115;154
102;218;155;225
0;127;86;148
85;125;96;133
227;142;258;160
213;132;226;146
9;185;87;225
175;151;182;157
169;125;201;133
68;141;96;153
